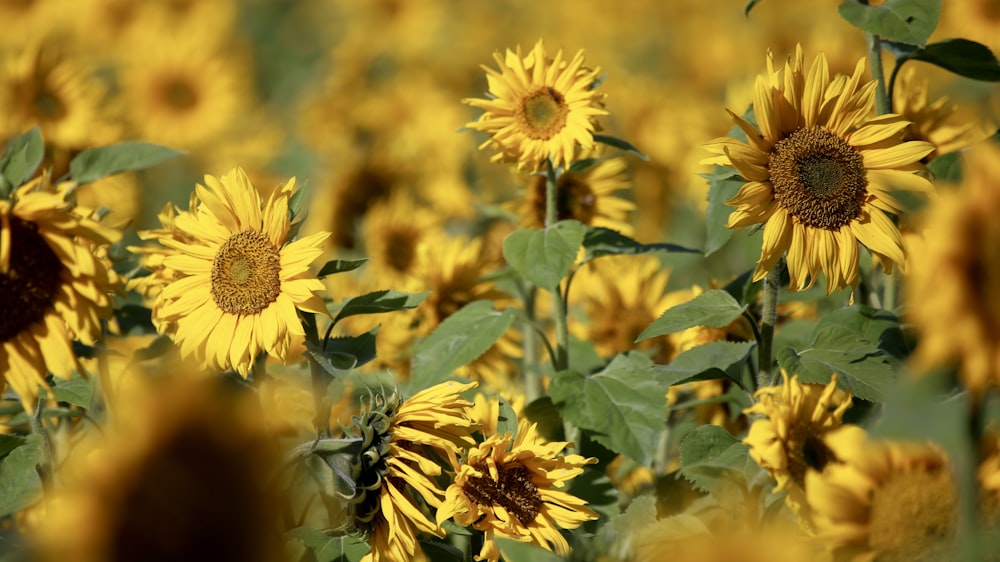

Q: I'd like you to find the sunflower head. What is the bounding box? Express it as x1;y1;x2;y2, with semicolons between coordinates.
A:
704;45;935;293
463;39;608;172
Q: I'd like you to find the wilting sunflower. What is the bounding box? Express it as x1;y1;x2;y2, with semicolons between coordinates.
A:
0;175;121;412
349;381;477;562
508;157;635;234
906;142;1000;401
743;372;852;526
463;39;607;172
143;167;329;377
805;425;959;562
704;45;935;293
437;419;598;562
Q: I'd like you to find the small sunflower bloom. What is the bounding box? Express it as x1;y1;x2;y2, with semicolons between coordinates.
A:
141;167;330;377
437;420;598;562
704;45;935;293
743;372;852;525
805;425;958;562
464;39;607;172
0;174;121;412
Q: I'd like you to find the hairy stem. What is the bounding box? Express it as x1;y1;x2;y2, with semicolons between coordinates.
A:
756;260;783;390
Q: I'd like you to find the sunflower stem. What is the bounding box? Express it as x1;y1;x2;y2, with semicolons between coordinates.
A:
544;159;570;373
865;32;892;117
31;398;55;495
523;284;543;404
756;260;783;390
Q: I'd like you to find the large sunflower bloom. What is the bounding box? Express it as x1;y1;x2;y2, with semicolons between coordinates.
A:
704;45;935;293
464;39;607;172
350;381;477;562
743;372;852;526
143;167;329;376
0;175;121;411
437;419;598;562
805;425;958;562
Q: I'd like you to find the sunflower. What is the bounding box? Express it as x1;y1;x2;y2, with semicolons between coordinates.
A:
0;174;121;412
463;39;607;172
508;157;636;235
704;45;935;293
906;142;1000;401
743;372;853;526
350;381;477;562
142;167;330;377
437;419;598;562
893;67;994;161
805;425;959;562
361;191;444;285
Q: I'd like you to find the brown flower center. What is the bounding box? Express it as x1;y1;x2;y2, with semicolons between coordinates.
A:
384;227;418;275
787;428;837;488
464;463;542;526
210;229;281;315
159;76;199;111
0;217;64;343
769;126;868;230
516;87;569;140
530;173;597;226
868;464;957;562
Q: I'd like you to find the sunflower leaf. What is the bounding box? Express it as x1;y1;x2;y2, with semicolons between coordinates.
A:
549;352;667;465
317;258;368;278
636;290;746;342
0;127;44;194
905;38;1000;81
678;425;753;495
653;341;757;388
704;171;744;256
410;300;518;392
287;527;370;562
581;226;699;264
68;141;185;185
0;434;43;517
837;0;941;46
503;220;586;290
927;150;963;184
330;289;429;326
592;134;649;161
496;394;519;440
316;327;379;374
52;371;93;409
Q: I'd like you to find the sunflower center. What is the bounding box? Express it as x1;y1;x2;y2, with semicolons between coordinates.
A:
464;463;542;526
769;126;868;230
868;465;957;562
160;77;199;110
787;428;837;488
210;229;281;315
965;216;1000;340
516;87;570;140
0;217;64;344
34;88;66;120
385;228;417;274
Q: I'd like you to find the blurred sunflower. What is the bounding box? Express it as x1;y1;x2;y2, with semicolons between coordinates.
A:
361;191;444;285
805;425;958;562
743;372;852;526
906;142;1000;400
143;167;330;377
893;67;994;161
0;174;121;412
464;39;607;172
704;46;935;293
508;157;635;234
437;419;598;562
350;381;477;562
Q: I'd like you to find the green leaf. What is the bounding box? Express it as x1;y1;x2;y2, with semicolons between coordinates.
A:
52;372;93;409
548;353;667;465
410;300;518;391
503;220;586;290
496;394;518;439
0;436;25;462
777;326;895;401
0;434;43;517
0;127;44;193
678;425;755;495
567;157;600;174
317;258;368;278
308;327;379;376
68;141;185;185
287;527;370;562
927;150;962;183
637;290;746;342
523;396;565;443
497;537;564;562
653;341;757;388
837;0;941;46
704;171;743;256
581;227;699;264
907;38;1000;81
592;134;649;161
131;334;175;362
288;182;308;220
331;290;429;326
744;0;763;16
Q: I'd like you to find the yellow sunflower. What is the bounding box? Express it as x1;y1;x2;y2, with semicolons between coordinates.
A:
805;425;959;562
142;167;330;377
361;191;444;285
906;142;1000;401
704;45;935;293
743;372;853;526
437;419;598;562
0;174;121;412
351;381;477;562
508;157;636;235
464;39;607;172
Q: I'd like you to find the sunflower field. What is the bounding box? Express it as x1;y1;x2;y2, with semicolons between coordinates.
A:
2;0;1000;561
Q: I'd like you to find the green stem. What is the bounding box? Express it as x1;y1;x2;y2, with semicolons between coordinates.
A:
522;284;543;404
32;399;54;495
756;260;783;390
544;159;559;228
544;159;570;373
865;32;892;116
303;312;332;436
